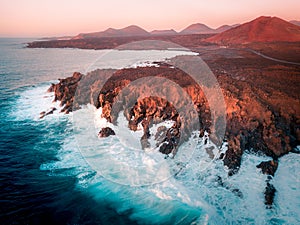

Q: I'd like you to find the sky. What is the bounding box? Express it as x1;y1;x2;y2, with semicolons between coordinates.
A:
0;0;299;37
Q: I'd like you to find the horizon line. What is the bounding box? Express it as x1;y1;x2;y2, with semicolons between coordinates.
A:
1;15;299;39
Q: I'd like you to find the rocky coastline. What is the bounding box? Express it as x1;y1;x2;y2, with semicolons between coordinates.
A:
45;54;300;206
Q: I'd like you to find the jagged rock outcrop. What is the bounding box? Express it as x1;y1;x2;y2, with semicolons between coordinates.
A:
264;183;276;207
46;64;299;164
94;65;210;154
126;96;181;153
48;72;83;113
256;160;279;207
98;127;116;138
39;107;57;119
45;56;300;207
46;64;299;160
256;160;278;177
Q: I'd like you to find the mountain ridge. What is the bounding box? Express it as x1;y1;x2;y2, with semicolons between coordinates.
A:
150;29;178;36
30;16;300;45
179;23;216;34
206;16;300;44
73;25;150;39
71;23;238;39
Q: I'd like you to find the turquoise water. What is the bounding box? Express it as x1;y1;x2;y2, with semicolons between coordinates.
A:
0;38;299;225
0;38;139;224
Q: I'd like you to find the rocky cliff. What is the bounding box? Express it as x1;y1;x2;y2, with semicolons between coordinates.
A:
48;64;299;163
45;55;300;206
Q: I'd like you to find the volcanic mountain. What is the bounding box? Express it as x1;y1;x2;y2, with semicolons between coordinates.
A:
180;23;216;34
72;25;150;39
215;24;239;33
206;16;300;44
150;29;178;36
58;23;240;41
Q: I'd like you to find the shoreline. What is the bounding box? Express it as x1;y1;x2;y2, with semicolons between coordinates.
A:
43;52;300;206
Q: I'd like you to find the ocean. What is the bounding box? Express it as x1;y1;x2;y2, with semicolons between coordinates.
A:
0;38;299;225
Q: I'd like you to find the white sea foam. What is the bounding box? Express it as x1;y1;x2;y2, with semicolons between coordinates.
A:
26;95;298;224
32;102;208;223
73;105;174;186
128;61;160;69
11;83;65;122
11;44;299;224
272;153;300;224
70;104;300;224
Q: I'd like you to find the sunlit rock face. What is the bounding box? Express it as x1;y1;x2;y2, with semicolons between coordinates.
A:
46;64;299;177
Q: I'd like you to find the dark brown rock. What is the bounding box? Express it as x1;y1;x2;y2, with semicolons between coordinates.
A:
40;36;300;210
155;126;168;143
264;182;276;207
256;160;279;176
223;136;242;175
45;72;83;115
98;127;115;138
39;107;57;119
44;54;300;178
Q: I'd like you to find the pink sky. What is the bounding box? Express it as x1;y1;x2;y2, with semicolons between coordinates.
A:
0;0;299;37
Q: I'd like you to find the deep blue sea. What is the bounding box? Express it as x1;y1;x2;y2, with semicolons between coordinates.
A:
0;38;299;225
0;38;135;224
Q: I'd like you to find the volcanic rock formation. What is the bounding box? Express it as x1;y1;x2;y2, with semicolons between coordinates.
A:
206;16;300;44
44;51;300;207
46;63;299;171
73;25;150;39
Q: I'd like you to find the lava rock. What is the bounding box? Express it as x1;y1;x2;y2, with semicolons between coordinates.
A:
47;72;83;114
264;182;276;207
98;127;115;138
39;107;57;119
45;65;299;179
256;160;278;176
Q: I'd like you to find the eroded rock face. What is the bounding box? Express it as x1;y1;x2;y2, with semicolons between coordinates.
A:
99;66;299;170
217;69;300;175
125;96;181;153
46;65;299;164
45;58;300;207
94;66;210;155
48;72;83;113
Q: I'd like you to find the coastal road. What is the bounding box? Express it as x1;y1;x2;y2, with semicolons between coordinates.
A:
248;49;300;66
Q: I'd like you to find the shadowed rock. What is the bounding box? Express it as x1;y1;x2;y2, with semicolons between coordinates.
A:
47;72;83;114
257;160;279;207
46;64;299;170
98;127;115;138
264;182;276;207
256;160;279;177
44;50;300;208
39;107;57;119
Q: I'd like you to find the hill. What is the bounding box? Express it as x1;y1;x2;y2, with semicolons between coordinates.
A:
72;25;149;39
180;23;216;34
150;29;177;36
206;16;300;44
215;24;239;33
